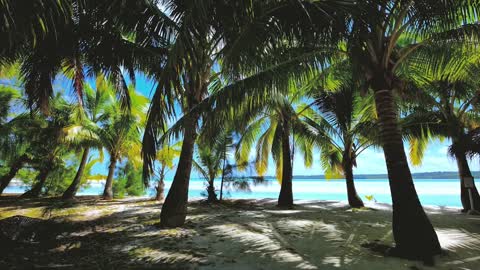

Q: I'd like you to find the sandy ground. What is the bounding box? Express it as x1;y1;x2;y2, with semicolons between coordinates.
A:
0;195;479;270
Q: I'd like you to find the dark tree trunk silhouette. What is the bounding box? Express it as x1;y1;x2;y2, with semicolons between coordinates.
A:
206;177;218;203
155;166;166;201
372;80;441;258
278;117;293;207
21;167;51;198
453;148;480;211
343;155;364;208
62;148;90;200
219;155;226;201
0;156;28;195
160;114;198;227
102;157;117;200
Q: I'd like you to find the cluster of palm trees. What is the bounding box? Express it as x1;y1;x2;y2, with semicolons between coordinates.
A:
2;0;480;260
0;71;147;200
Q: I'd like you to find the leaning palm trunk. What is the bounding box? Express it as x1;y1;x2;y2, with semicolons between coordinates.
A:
343;156;364;208
62;148;90;200
278;119;293;207
102;157;117;200
160;115;198;227
0;156;28;195
155;167;166;201
373;84;441;258
453;149;480;211
21;167;51;198
206;178;218;203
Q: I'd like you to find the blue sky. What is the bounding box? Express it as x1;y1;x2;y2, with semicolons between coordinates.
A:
52;73;477;180
134;76;478;179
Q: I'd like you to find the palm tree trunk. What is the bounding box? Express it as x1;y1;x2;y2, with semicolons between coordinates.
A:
220;154;227;201
206;177;218;203
343;156;364;208
0;156;27;195
373;86;441;258
156;166;166;201
102;157;117;200
160;115;198;227
453;149;480;211
278;118;293;207
62;148;90;200
21;167;51;198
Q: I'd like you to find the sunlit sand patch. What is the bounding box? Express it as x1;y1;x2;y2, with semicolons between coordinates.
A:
130;248;207;265
209;223;318;269
436;228;480;251
322;256;353;268
275;219;344;242
263;209;307;215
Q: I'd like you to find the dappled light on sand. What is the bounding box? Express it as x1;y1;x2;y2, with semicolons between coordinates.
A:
1;196;479;269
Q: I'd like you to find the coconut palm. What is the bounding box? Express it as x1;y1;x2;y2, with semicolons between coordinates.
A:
302;81;377;208
98;86;147;200
401;47;480;212
141;0;350;227
193;129;235;203
8;0;162;113
0;86;34;194
235;86;315;207
319;0;480;257
21;97;74;198
154;142;181;201
62;77;115;199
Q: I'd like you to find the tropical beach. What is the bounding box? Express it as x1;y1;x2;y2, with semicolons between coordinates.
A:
2;0;480;269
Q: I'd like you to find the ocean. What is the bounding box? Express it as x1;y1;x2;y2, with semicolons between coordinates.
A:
4;178;463;207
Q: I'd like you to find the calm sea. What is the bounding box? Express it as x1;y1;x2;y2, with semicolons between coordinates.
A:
4;178;463;207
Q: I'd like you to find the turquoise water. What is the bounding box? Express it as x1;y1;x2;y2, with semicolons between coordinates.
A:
4;178;463;207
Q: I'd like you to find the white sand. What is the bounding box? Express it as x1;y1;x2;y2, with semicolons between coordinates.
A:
1;196;479;269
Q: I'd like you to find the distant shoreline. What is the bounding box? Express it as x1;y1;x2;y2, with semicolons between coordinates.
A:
7;171;470;187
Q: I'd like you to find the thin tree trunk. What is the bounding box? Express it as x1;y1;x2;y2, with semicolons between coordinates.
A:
21;167;51;198
0;156;27;195
219;153;226;201
102;157;117;200
373;86;441;259
206;177;218;203
160;114;198;227
343;156;364;208
62;148;90;200
156;166;166;201
278;118;293;207
453;149;480;211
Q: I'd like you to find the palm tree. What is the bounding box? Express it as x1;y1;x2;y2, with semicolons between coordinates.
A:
303;82;377;208
321;1;480;257
194;131;234;203
98;86;147;200
21;99;73;198
62;77;114;199
9;0;161;113
154;142;181;201
401;47;480;212
141;0;349;228
235;88;315;207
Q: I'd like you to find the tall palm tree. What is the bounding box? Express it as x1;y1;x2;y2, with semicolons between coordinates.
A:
98;86;147;200
322;1;480;257
10;0;161;113
62;77;114;199
303;83;377;208
141;0;348;228
401;47;480;211
235;88;315;207
193;129;234;203
154;142;181;201
21;97;73;198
